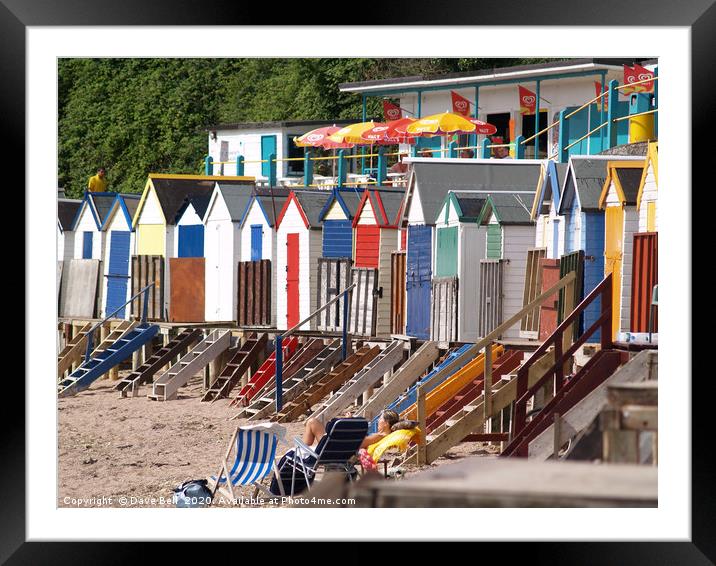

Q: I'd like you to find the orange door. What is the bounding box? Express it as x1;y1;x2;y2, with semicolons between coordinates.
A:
286;233;300;328
604;205;624;339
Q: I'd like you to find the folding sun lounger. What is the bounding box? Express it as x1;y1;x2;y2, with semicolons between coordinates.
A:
209;422;288;502
269;417;369;497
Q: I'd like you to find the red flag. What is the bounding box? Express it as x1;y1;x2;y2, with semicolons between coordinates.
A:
383;101;402;121
594;81;609;111
633;64;654;93
450;91;472;117
623;65;648;94
518;86;537;115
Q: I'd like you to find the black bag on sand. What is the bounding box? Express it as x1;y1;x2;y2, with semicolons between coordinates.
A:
173;479;212;507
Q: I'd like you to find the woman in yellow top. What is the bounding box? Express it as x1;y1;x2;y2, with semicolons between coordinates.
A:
302;410;400;450
87;167;108;192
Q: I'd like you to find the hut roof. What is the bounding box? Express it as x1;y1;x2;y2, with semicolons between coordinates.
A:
319;188;365;221
437;192;487;224
405;160;543;226
212;182;256;222
101;193;142;230
636;142;658;211
598;160;647;209
276;189;333;229
531;161;569;218
251;194;290;227
478;192;536;226
58;199;82;231
89;192;118;226
354;187;406;228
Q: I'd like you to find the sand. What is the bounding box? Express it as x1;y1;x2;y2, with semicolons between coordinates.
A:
58;370;496;508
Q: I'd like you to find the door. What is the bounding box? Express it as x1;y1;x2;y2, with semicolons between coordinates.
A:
552;218;561;258
322;219;353;258
349;267;378;336
486;224;502;259
406;225;432;339
82;231;93;259
520;248;546;338
286;233;300;328
478;260;504;337
261;135;277;177
354;225;380;268
391;251;406;334
316;258;352;331
604;205;624;339
435;226;458;277
538;258;561;340
105;231;131;318
169;258;205;322
250;225;263;261
630;233;658;333
177;224;204;258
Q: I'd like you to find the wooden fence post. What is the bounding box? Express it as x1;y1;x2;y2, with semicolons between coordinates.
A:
483;344;493;432
417;386;427;465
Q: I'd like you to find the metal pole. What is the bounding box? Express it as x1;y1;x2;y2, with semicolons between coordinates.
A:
142;286;149;324
275;334;283;412
361;95;367;174
342;289;349;361
599;71;606;152
534;81;541;158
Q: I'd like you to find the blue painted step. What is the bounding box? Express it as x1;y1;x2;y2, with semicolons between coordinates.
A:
368;343;473;433
57;323;160;397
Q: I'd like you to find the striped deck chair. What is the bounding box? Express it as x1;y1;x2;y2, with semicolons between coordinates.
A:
209;423;287;502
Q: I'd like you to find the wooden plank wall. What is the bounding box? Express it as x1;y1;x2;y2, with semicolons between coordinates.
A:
237;259;271;327
60;259;101;318
538;258;561;341
131;255;164;320
391;251;406;335
520;248;546;337
558;250;585;340
169;258;205;323
431;277;458;342
349;267;378;336
630;233;658;333
478;260;503;338
316;258;353;332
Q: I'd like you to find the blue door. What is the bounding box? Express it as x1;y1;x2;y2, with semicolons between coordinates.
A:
82;231;93;259
406;225;432;339
250;225;263;261
552;219;560;258
322;219;353;258
105;231;131;318
178;224;204;258
261;135;277;177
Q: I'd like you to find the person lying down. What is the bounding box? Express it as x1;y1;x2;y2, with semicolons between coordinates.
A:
302;409;412;450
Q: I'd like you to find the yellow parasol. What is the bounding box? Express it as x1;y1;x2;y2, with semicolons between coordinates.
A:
327;121;377;145
405;112;477;136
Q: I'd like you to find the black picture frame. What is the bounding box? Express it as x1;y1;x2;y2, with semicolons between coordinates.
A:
5;0;710;560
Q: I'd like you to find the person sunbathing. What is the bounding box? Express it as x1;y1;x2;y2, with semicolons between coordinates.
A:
302;409;401;450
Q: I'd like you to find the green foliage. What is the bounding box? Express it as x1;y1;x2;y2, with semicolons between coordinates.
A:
58;57;555;198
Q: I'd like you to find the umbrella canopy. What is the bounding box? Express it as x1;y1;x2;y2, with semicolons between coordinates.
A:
405;112;477;136
361;121;416;145
294;126;353;149
468;118;498;136
327;121;377;145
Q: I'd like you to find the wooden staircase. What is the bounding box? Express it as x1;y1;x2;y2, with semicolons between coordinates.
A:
115;328;203;397
230;336;298;407
273;345;380;423
58;323;159;398
311;340;405;424
57;322;93;379
148;329;231;401
201;333;268;402
236;340;341;421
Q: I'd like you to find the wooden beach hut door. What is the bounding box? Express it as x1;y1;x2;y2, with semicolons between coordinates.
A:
286;233;300;329
630;232;658;333
538;258;561;341
169;257;205;322
105;231;131;319
478;259;503;337
406;225;432;339
604;206;624;339
316;258;352;331
391;251;406;334
349;267;378;336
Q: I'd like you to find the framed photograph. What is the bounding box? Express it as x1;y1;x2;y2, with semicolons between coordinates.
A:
8;0;709;559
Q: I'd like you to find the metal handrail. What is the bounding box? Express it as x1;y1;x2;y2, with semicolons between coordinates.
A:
84;283;154;360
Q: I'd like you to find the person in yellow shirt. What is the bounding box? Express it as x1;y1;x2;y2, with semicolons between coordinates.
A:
87;167;108;192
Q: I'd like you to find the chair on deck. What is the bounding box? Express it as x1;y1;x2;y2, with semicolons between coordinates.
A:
209;423;288;502
270;417;368;497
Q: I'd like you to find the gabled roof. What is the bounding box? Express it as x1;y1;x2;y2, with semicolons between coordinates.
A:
134;174;255;227
598;161;646;209
175;193;212;224
403;159;544;226
57;198;82;232
530;161;568;219
557;155;644;214
636;141;658;211
477;192;536;226
100;193;141;230
437;192;487;224
276;189;332;230
353;188;406;229
240;193;290;228
208;182;256;222
73;191;118;230
318;188;364;221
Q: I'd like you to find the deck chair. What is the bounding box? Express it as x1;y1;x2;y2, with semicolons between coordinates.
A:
269;417;368;497
209;422;288;502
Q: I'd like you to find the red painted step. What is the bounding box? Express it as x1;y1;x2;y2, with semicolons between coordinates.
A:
232;337;298;407
426;349;523;434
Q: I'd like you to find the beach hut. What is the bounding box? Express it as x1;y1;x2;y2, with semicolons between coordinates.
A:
99;193;141;319
431;191;487;342
236;188;290;327
401;158;544;339
350;187;405;337
557;155;645;342
531;160;569;259
57;198;82;265
598;159;646;339
275;190;327;331
203;181;258;322
72;191;116;260
475;191;536;340
636;141;658;233
132;174;254;319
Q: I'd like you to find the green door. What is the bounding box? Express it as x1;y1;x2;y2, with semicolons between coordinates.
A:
435;226;458;277
487;223;502;259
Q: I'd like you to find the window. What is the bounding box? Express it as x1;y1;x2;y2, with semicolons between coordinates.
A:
286;136;305;176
